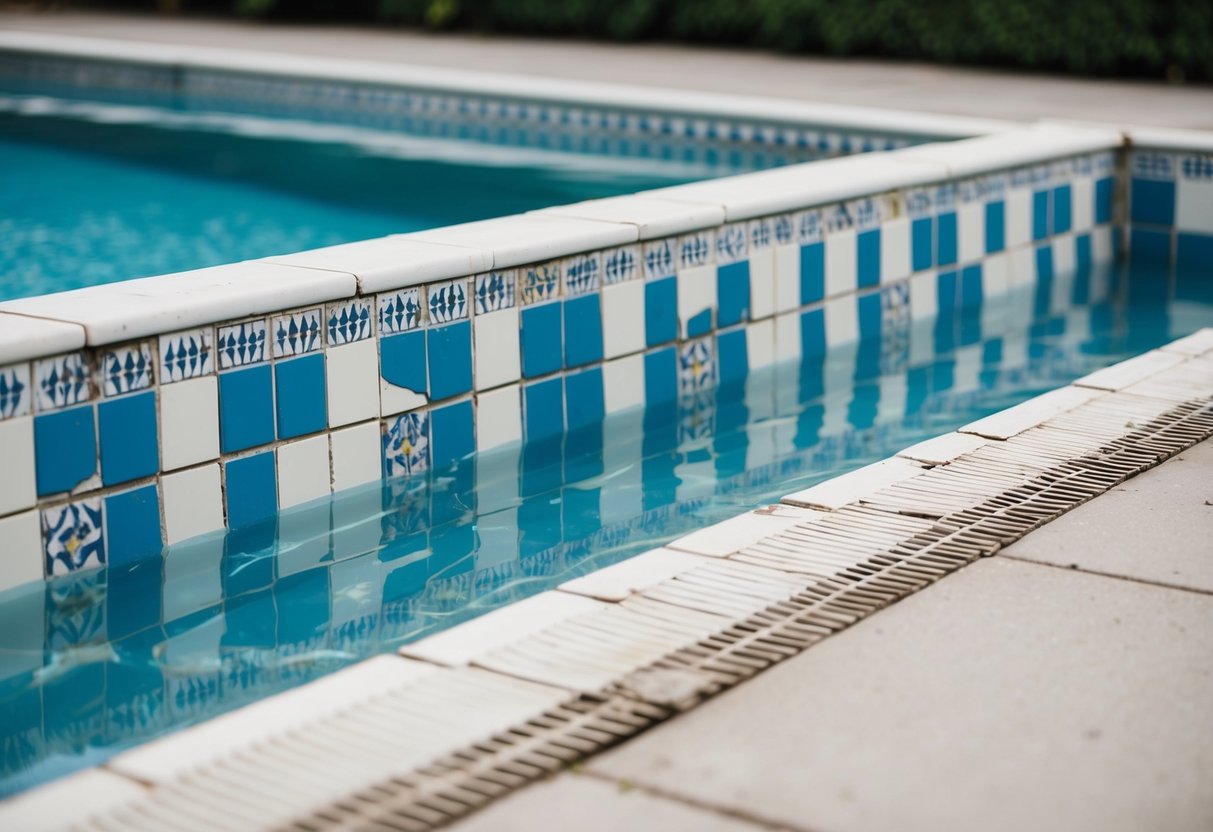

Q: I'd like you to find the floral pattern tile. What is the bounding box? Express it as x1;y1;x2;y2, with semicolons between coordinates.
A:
796;208;825;245
429;279;469;323
679;337;715;395
679;230;714;269
35;352;90;411
474;271;516;315
521;262;561;305
272;309;323;358
749;218;774;251
378;289;424;335
328;299;373;345
643;238;675;281
160;328;214;383
383;410;429;479
102;344;154;397
716;223;748;264
43;498;106;577
563;253;600;297
0;362;30;420
603;245;640;285
217;320;267;369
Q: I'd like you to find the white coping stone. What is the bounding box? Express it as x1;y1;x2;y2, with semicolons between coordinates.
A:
559;548;711;602
0;768;146;832
1159;328;1213;358
400;591;607;667
0;312;85;365
1112;123;1213;153
651;152;952;222
782;457;928;510
892;124;1123;178
960;385;1104;440
401;214;638;270
262;236;493;295
897;431;994;466
1074;349;1189;392
108;654;435;784
531;194;727;241
0;262;356;346
668;505;826;557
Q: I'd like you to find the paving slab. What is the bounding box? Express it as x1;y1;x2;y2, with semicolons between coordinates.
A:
589;557;1213;832
1000;438;1213;593
449;772;777;832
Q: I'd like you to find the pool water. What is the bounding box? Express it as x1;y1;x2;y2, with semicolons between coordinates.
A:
0;96;825;300
1;259;1209;795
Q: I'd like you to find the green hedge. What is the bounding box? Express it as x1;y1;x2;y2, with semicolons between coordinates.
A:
122;0;1213;81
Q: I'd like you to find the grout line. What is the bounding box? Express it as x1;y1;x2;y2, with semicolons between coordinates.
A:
997;552;1213;597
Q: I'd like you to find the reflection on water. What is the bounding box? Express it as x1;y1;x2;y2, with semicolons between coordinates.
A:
0;260;1210;794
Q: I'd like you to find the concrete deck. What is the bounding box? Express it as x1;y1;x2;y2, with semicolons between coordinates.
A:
451;440;1213;832
2;10;1212;130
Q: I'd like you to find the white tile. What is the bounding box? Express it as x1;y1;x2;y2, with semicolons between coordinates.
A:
982;252;1010;298
669;506;825;558
380;380;426;418
1053;234;1076;281
603;353;645;414
1091;225;1114;264
0;416;35;516
783;457;928;510
330;421;382;491
1160;328;1213;357
877;372;908;424
1008;246;1036;289
961;386;1103;439
957;202;984;264
952;343;983;395
880;217;911;284
473;307;522;390
277;435;332;509
824;228;857;298
162;463;225;545
1074;349;1187;392
559;548;710;602
327;339;379;428
745;318;776;370
1176;178;1213;233
1005;188;1032;249
1071;177;1094;232
677;263;716;338
0;313;84;365
774;311;801;363
0;768;146;832
264;236;491;295
825;295;858;346
0;262;355;347
404;214;637;270
600;280;646;360
748;246;776;320
772;243;800;313
160;375;220;472
532;194;725;240
0;510;41;591
400;591;606;666
476;383;522;451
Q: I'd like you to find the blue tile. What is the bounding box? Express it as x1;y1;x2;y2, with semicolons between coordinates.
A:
1052;184;1072;234
800;306;826;358
219;365;275;454
430;399;474;467
1076;233;1093;272
1130;179;1176;225
34;405;96;496
274;353;327;440
104;485;162;568
1177;232;1213;270
565;367;605;431
98;391;158;486
686;308;712;338
225;451;277;530
524;377;564;441
380;330;427;394
936;211;958;267
644;276;678;347
1129;228;1172;266
799;242;824;304
717;328;748;387
1032;190;1050;241
427;320;473;401
1034;243;1055;282
984;200;1006;253
961;264;983;308
521;303;563;378
275;568;330;646
1094;176;1115;224
643;347;678;405
716;261;750;327
911;217;933;271
857;291;881;342
937;269;959;312
856;229;881;289
563;295;604;368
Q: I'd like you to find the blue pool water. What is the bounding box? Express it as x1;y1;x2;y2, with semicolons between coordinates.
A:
1;259;1210;795
0;97;824;300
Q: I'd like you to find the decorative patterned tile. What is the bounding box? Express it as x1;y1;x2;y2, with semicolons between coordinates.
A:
327;299;373;345
905;188;934;218
679;230;714;268
850;196;882;231
383;410;429;479
271;309;322;358
796;208;825;245
521;262;561;305
716;223;748;264
825;202;854;232
643;238;676;281
474;271;517;314
602;246;639;285
1180;153;1213;181
216;320;267;369
101;344;153;398
563;253;601;297
35;352;90;412
159;328;214;384
749;218;774;251
378;289;424;335
679;337;715;395
42;498;105;576
429;279;469;323
48;570;107;649
0;362;30;420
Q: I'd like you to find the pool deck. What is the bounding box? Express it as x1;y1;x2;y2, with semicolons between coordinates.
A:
449;438;1213;832
2;9;1212;130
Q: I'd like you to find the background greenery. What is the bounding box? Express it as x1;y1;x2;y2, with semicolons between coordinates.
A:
108;0;1213;81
